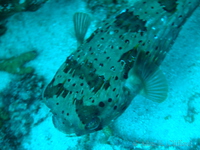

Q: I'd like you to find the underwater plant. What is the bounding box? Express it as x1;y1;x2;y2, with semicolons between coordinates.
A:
0;51;37;75
0;0;49;20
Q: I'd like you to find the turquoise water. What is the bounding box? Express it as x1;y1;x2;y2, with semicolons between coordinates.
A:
0;0;200;150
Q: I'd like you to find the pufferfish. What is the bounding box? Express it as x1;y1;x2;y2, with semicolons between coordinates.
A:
43;0;200;136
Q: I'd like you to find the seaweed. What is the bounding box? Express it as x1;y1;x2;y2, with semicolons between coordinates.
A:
0;0;49;21
0;51;37;75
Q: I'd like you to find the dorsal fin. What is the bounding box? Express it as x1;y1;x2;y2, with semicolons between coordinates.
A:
73;12;91;46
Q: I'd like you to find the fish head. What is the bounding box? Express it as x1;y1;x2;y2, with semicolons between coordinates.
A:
43;68;141;136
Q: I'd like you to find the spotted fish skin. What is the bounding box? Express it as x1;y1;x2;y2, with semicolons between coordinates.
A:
43;0;200;136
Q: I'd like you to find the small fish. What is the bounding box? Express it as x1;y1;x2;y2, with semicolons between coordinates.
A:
43;0;200;136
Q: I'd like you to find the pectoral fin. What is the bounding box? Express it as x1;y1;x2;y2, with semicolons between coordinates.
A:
139;68;168;103
131;50;168;103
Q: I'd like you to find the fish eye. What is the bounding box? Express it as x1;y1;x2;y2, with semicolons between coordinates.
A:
85;117;101;130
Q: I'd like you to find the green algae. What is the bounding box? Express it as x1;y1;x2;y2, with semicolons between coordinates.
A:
0;51;37;75
0;107;9;128
0;24;7;36
0;0;49;21
0;107;9;121
164;115;171;120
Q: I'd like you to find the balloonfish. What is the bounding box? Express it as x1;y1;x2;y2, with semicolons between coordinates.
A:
43;0;200;136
